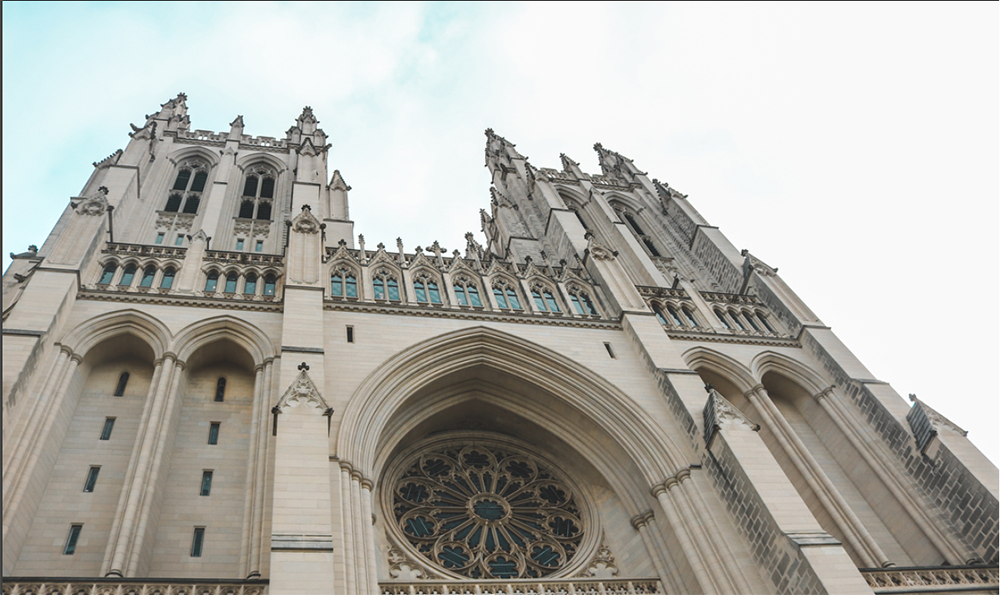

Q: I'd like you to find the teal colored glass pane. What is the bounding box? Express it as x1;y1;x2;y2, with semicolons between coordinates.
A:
439;545;469;568
224;275;238;293
571;295;585;315
387;279;400;300
473;499;504;521
493;288;507;308
531;545;560;567
454;285;468;306
467;286;482;307
119;266;136;286
405;516;433;537
346;276;357;297
331;275;343;296
582;294;597;315
99;265;116;285
414;281;427;303
507;289;521;310
532;290;547;311
488;556;517;578
428;282;442;304
544;291;560;312
373;278;385;300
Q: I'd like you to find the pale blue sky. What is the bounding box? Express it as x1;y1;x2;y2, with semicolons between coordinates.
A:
3;2;998;464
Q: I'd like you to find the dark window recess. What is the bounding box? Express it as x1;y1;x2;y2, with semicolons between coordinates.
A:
173;169;192;191
205;271;219;292
208;422;220;445
182;196;200;214
255;202;272;221
239;200;255;219
200;471;213;496
215;378;226;402
140;267;156;288
100;418;115;440
190;527;205;557
224;273;238;293
643;238;661;257
99;264;116;285
114;372;129;397
164;194;182;212
264;276;276;296
260;177;275;199
83;467;100;492
243;176;258;197
604;342;616;359
190;171;208;192
346;327;354;343
64;525;83;555
161;268;175;289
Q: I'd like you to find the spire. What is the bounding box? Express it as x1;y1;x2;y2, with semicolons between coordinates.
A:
296;106;319;134
149;92;189;131
484;128;526;174
229;115;245;140
593;142;645;181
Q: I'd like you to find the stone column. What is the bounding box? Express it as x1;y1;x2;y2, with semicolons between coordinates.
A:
704;390;873;594
248;358;274;577
361;480;380;594
631;511;677;593
745;385;889;568
104;353;178;576
339;464;359;595
240;364;266;578
652;482;717;595
351;473;371;593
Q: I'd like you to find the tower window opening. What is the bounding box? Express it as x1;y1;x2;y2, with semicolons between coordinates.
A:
164;194;183;212
83;467;100;493
224;272;238;293
236;238;244;251
729;310;747;331
98;264;116;285
208;422;220;445
264;275;276;296
182;195;200;214
346;326;355;343
155;232;165;245
453;277;481;307
244;274;257;295
668;305;684;326
743;311;761;332
173;169;192;191
683;307;699;327
758;312;775;333
114;371;129;397
205;270;219;293
160;268;175;289
715;310;732;329
190;170;208;192
604;342;616;359
175;235;184;246
241;166;277;221
256;201;272;221
373;271;401;301
64;525;83;555
139;266;156;288
239;201;255;219
119;265;136;286
215;377;226;402
243;176;259;197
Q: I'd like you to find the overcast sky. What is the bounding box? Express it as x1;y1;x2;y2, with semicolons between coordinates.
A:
3;2;997;465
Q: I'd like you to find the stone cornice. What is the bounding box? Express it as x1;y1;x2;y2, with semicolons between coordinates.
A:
665;329;800;348
323;299;621;329
77;290;284;312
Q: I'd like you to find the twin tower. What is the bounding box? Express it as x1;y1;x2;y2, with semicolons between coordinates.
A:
2;94;996;595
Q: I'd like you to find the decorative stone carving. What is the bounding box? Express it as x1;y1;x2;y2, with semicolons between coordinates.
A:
75;187;110;216
703;386;759;445
189;229;210;245
575;543;618;579
387;547;428;580
585;232;617;261
291;205;321;234
275;367;330;411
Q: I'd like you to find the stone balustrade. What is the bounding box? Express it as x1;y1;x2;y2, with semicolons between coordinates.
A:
1;580;268;595
380;579;664;595
860;565;999;593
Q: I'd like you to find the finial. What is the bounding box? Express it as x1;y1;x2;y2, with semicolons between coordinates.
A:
298;362;309;371
301;204;311;211
704;383;714;394
28;245;38;253
909;393;917;402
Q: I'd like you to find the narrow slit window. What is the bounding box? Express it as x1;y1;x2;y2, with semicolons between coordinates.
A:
83;467;100;492
215;378;226;402
683;308;699;327
114;372;129;397
175;235;184;246
100;417;115;440
236;239;244;251
346;326;355;343
64;525;83;555
758;313;775;333
190;527;205;557
715;310;732;329
604;342;616;359
99;264;116;285
255;240;264;252
200;471;213;496
155;232;165;245
208;422;220;445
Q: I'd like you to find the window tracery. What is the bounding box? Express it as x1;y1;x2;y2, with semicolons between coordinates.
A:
330;267;359;298
373;269;402;301
239;165;276;221
567;286;598;316
413;272;443;305
452;275;482;307
491;279;523;311
164;160;209;215
529;282;561;313
615;207;661;258
391;442;585;580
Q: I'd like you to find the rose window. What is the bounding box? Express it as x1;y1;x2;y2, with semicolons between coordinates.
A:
392;443;584;579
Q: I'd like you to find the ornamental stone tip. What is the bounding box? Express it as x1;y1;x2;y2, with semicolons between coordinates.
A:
704;383;714;394
909;393;917;402
298;362;309;371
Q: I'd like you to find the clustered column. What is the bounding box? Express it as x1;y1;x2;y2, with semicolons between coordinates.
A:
241;357;274;578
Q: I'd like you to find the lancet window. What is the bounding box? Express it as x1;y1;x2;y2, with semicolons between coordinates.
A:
330;267;359;298
452;275;482;307
413;272;443;304
372;269;402;301
164;160;209;214
652;300;701;329
615;207;661;257
491;279;523;311
239;165;276;221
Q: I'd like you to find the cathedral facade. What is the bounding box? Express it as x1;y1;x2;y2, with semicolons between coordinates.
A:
2;95;997;595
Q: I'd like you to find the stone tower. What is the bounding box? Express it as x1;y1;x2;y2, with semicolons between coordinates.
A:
2;96;997;595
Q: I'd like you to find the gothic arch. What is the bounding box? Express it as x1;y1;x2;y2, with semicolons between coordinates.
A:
61;309;171;361
234;152;289;174
170;315;276;367
681;346;758;392
167;145;220;168
337;326;688;493
751;351;831;395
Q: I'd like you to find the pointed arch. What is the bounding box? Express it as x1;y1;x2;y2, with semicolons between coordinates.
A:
61;309;171;361
167;145;221;168
681;346;758;392
171;315;276;367
234;152;289;173
751;351;831;395
337;326;686;489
